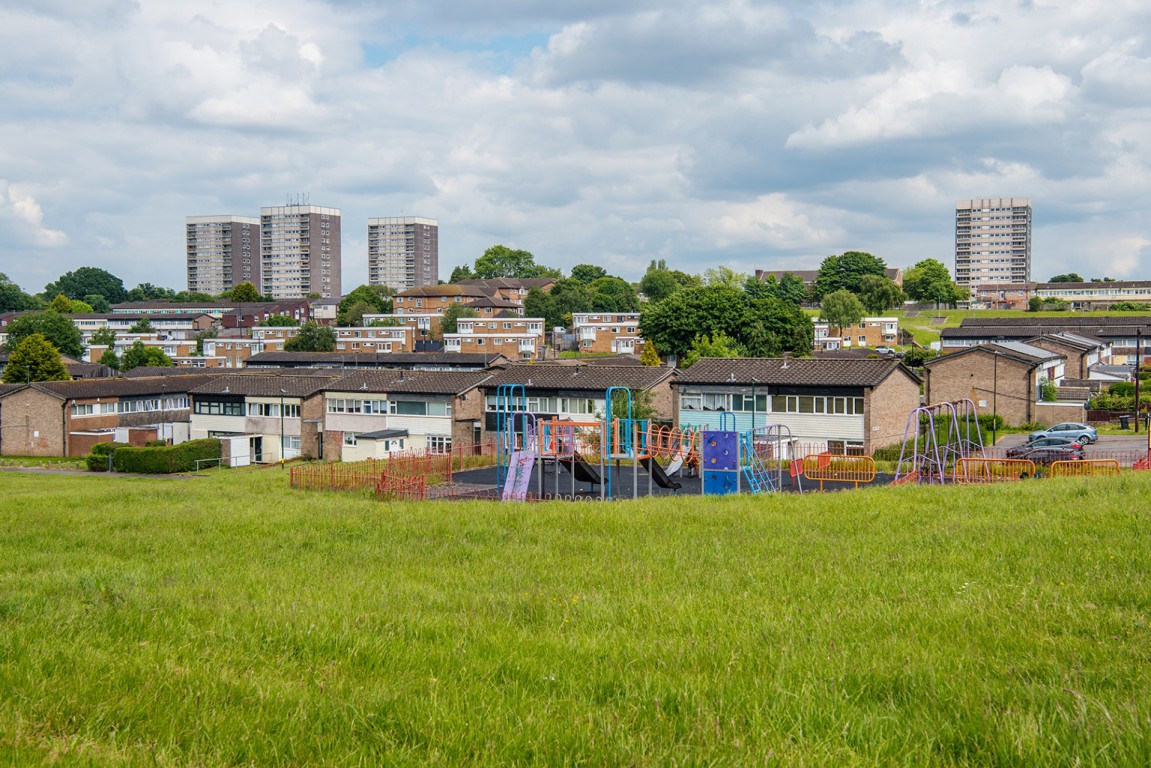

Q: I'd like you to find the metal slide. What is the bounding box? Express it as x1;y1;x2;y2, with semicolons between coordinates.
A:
640;457;682;491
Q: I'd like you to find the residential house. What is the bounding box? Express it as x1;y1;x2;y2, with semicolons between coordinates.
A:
570;312;643;355
321;370;492;460
477;363;678;437
0;374;221;457
334;325;415;354
1026;332;1111;380
188;371;342;462
245;351;507;371
674;357;921;454
443;316;546;359
924;342;1067;426
812;317;899;352
941;316;1151;366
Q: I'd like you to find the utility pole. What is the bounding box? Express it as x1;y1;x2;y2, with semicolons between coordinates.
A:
1136;328;1143;434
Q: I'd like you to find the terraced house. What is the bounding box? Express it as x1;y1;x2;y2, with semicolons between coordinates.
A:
0;375;220;457
189;372;342;463
321;370;491;461
570;312;643;355
674;358;921;454
443;317;546;359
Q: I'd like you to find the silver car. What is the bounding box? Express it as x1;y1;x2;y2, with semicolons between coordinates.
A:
1027;422;1098;445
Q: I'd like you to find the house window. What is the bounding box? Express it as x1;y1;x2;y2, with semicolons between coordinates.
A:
389;400;428;416
344;432;357;446
427;435;451;454
702;393;730;411
682;394;703;411
70;403;96;416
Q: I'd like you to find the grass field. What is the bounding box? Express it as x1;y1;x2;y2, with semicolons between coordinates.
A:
2;469;1151;766
893;308;1151;347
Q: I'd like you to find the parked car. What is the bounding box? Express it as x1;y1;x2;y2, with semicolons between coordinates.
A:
1006;436;1083;458
1028;422;1097;445
1014;444;1086;466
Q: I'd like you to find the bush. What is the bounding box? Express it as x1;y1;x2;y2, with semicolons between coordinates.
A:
111;438;221;474
1110;381;1135;397
145;439;168;447
86;453;110;472
90;441;129;456
977;413;1004;431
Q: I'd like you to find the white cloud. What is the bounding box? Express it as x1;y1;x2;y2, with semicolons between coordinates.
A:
0;181;68;247
0;0;1149;294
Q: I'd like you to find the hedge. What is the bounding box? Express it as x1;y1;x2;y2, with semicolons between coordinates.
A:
109;438;222;474
86;441;130;472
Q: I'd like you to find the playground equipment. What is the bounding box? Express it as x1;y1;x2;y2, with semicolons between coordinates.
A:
894;399;986;485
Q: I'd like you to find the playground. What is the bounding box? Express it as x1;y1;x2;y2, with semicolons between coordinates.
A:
289;387;1151;502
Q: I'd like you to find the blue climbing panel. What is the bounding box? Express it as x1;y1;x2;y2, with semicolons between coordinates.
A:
702;430;739;495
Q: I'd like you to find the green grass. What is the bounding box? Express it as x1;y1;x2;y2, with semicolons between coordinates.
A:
0;456;86;470
895;308;1151;347
3;470;1151;765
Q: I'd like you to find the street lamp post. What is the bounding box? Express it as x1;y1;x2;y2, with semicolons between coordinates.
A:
992;350;999;446
280;387;286;469
751;377;759;431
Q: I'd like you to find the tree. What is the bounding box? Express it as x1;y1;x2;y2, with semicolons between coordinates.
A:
90;327;117;347
639;268;681;303
98;348;121;371
1027;296;1043;313
640;340;661;366
129;317;155;333
340;301;377;327
902;259;965;307
1;333;70;383
337;284;392;324
48;293;74;313
229;282;262;302
121;341;174;371
743;273;777;300
681;332;742;369
126;283;176;302
3;311;84;359
1048;273;1084;283
43;267;127;304
639;285;747;358
84;294;111;313
547;279;595;321
778;273;809;305
588;277;639;313
173;291;216;302
813;252;888;299
819;289;866;333
524;287;562;329
740;297;814;357
439;304;479;335
0;273;40;312
570;264;607;284
284;322;336;352
703;266;746;289
858;275;904;314
472;245;560;279
258;314;299;327
448;265;475;283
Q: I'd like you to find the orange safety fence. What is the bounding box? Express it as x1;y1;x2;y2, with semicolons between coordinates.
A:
1132;453;1151;471
953;457;1037;484
801;453;876;489
1048;459;1121;478
376;472;426;501
291;440;498;493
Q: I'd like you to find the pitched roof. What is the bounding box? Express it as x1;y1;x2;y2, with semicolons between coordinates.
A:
122;366;221;378
463;297;522;309
1;374;226;401
960;315;1151;328
457;278;556;290
482;364;675;392
245;351;507;369
675;357;919;387
1026;332;1106;352
326;369;493;396
394;285;492;299
924;343;1063;369
190;373;345;398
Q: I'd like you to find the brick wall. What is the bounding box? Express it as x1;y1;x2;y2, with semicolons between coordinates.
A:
863;370;922;450
301;394;325;460
451;390;485;448
926;351;1036;426
0;388;66;456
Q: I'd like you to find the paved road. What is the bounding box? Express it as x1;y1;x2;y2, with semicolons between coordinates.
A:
990;432;1149;458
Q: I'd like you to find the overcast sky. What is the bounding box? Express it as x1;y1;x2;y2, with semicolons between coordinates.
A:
2;0;1149;295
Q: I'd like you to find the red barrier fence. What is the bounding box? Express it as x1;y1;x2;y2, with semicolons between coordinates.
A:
290;440;498;494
